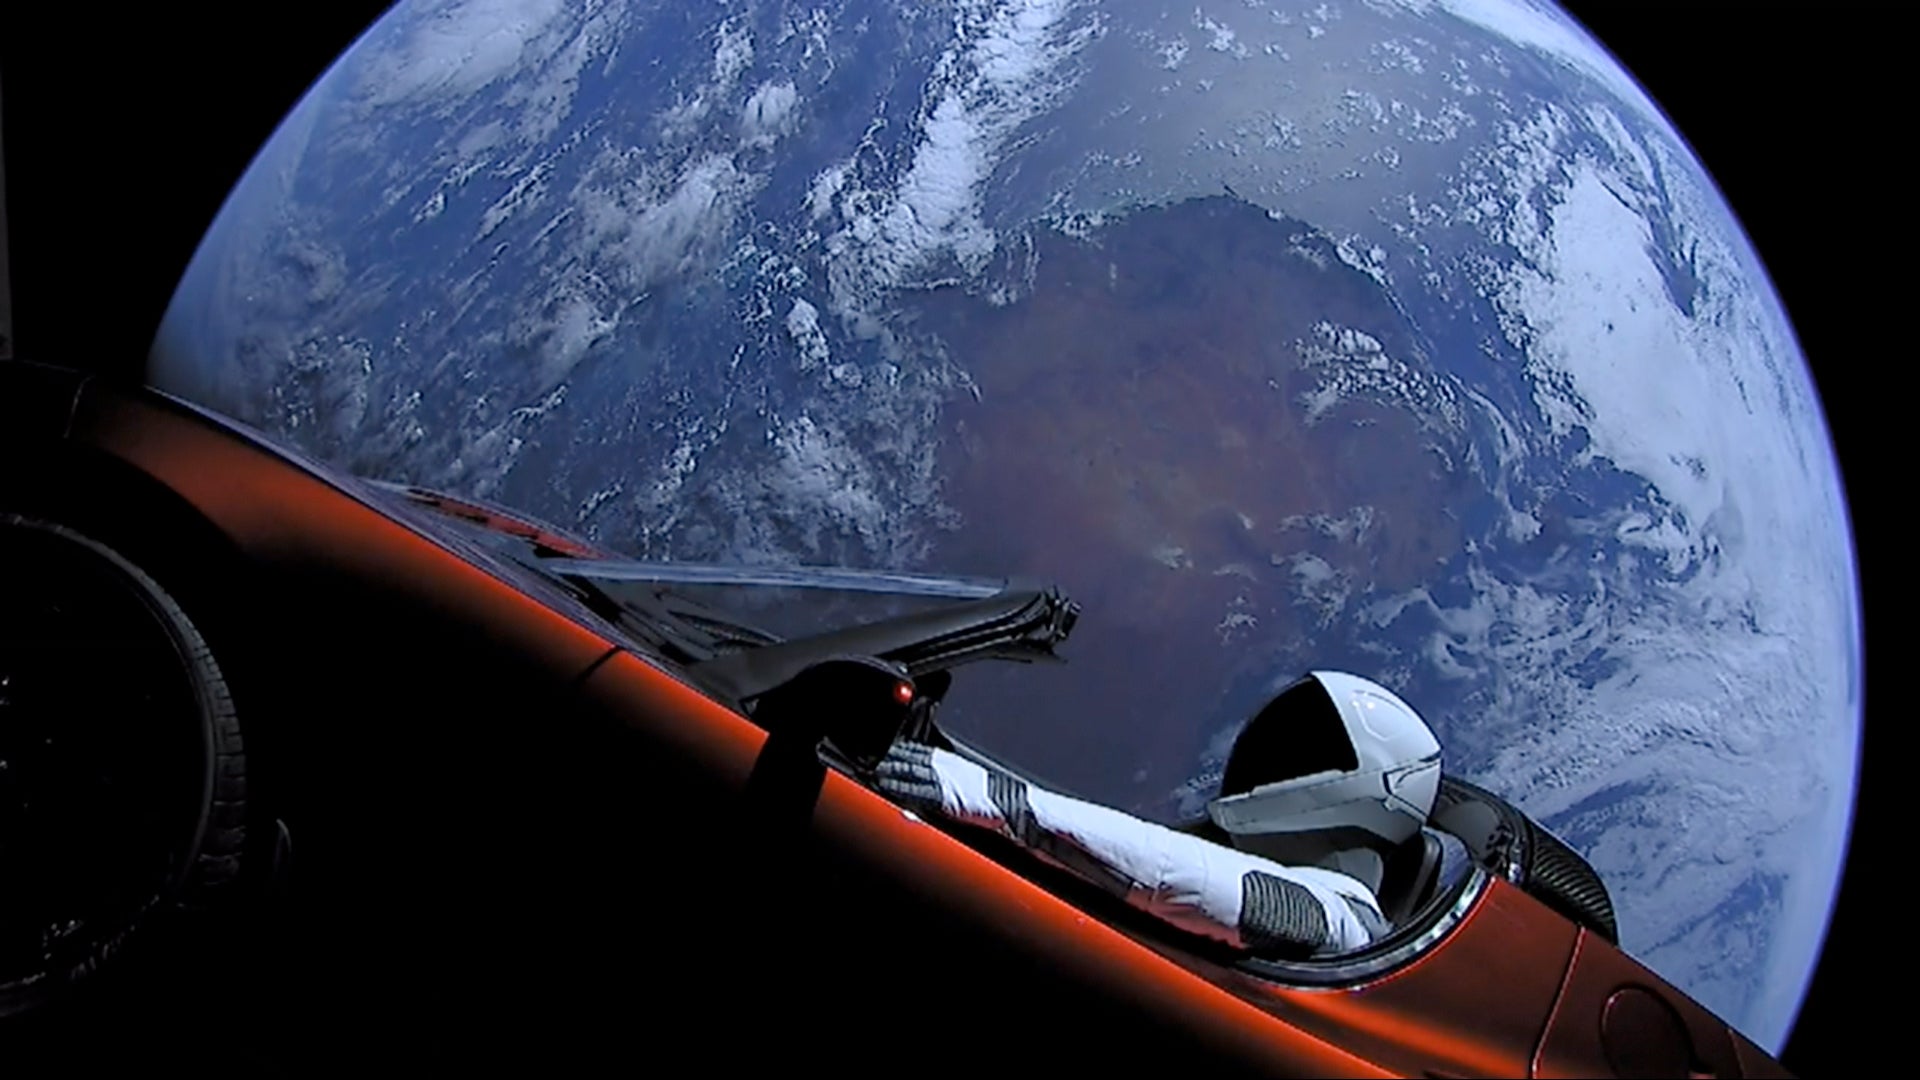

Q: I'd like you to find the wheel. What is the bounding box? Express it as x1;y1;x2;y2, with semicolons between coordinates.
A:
0;514;246;1019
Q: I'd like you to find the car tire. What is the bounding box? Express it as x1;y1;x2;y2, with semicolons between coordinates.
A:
0;514;247;1020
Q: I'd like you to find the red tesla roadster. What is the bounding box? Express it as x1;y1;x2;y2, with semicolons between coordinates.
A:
0;358;1791;1077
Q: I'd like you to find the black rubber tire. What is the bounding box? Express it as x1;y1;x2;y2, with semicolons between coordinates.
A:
1434;774;1618;944
0;515;247;1019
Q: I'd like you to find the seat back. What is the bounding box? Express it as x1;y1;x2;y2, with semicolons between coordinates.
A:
1376;829;1444;927
1426;773;1619;943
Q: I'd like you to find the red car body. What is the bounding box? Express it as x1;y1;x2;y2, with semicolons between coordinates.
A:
0;359;1792;1077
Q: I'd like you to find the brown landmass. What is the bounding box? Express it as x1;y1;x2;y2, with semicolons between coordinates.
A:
905;197;1468;806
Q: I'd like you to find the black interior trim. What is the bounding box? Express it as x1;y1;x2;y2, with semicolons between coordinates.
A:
695;586;1079;705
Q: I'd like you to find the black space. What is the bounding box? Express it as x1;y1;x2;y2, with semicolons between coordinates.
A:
0;3;1884;1074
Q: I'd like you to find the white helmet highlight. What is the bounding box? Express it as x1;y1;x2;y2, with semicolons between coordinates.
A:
1207;672;1441;858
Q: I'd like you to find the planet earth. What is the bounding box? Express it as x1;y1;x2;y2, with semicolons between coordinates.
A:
149;0;1860;1053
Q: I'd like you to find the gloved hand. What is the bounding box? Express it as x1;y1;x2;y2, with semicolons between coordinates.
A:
874;740;1385;956
873;739;1022;832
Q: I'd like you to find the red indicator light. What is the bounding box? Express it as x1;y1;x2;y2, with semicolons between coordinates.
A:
893;680;915;706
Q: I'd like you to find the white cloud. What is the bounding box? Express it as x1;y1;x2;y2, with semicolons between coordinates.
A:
741;80;801;146
785;297;831;371
766;413;892;554
658;18;756;140
1195;13;1247;58
574;151;752;294
823;0;1103;309
1473;121;1857;1050
1284;552;1351;625
1379;0;1665;127
354;0;571;111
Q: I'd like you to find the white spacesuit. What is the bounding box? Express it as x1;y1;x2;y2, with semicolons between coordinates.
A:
875;671;1443;958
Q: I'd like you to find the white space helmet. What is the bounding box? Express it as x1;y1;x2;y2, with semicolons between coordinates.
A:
1207;672;1441;885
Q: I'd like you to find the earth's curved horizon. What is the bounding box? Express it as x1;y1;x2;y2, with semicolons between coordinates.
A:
150;0;1861;1052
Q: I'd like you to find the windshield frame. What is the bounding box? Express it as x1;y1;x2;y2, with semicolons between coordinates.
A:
363;485;650;649
357;476;1079;709
541;558;1014;600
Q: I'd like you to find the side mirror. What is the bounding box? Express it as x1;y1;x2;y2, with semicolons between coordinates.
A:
746;654;918;772
738;655;918;852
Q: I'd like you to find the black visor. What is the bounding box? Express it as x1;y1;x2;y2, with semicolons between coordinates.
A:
1218;674;1360;799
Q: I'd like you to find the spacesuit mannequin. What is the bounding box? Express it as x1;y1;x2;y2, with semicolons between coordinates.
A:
875;671;1442;958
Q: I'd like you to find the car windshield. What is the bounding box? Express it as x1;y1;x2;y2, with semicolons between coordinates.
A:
368;480;1082;723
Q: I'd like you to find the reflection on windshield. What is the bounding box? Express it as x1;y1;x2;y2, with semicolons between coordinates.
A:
382;483;1071;669
592;578;955;645
371;479;1103;797
542;558;1010;600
